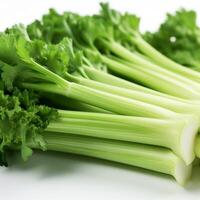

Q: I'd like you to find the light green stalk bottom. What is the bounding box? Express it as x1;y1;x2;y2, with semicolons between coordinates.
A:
31;132;192;186
47;111;199;164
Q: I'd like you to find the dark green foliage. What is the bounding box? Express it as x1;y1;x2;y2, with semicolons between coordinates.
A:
0;89;57;166
0;27;84;91
27;9;80;44
145;9;200;70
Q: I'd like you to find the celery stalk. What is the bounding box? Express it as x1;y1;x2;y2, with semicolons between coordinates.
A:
46;111;199;164
32;132;192;185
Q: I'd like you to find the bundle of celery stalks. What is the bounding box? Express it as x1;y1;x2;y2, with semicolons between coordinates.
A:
1;3;200;186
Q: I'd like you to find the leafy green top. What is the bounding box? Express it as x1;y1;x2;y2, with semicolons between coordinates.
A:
0;26;84;91
145;9;200;70
27;3;141;50
12;4;143;79
27;9;80;44
0;26;84;166
27;10;109;72
0;89;57;166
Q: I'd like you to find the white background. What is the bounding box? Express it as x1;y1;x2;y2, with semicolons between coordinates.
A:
1;0;200;199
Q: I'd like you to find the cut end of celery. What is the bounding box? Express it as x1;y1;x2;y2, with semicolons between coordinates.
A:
174;159;192;186
178;116;199;165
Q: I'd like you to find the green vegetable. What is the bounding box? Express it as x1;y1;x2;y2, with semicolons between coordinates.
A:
31;132;192;186
64;73;200;118
50;110;199;164
0;89;193;184
26;7;200;119
0;89;199;165
27;9;176;99
145;9;200;72
75;65;200;105
0;89;57;165
2;3;200;186
26;5;200;100
99;4;200;85
97;4;200;95
0;30;188;119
